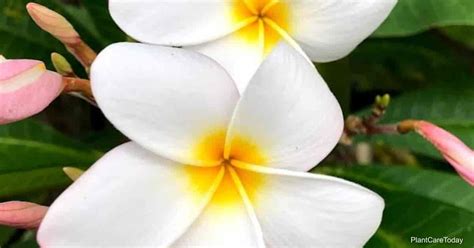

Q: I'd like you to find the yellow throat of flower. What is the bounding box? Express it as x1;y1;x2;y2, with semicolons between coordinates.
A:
187;129;268;208
193;129;267;166
232;0;290;55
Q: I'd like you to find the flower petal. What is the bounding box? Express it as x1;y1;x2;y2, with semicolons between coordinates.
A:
0;60;63;124
189;27;263;94
91;43;239;166
173;167;264;248
109;0;247;46
225;43;343;171
189;20;287;93
287;0;397;62
233;162;384;247
38;142;225;247
0;201;48;229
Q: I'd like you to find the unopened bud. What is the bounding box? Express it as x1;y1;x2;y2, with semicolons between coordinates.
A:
0;59;63;124
26;3;97;71
0;201;48;229
415;121;474;186
380;94;390;107
375;94;390;108
63;167;84;181
26;2;80;45
51;53;74;76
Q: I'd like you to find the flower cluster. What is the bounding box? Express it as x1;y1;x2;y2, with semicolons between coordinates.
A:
2;0;471;247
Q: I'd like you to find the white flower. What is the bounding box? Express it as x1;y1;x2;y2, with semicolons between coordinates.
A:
108;0;397;92
37;43;383;247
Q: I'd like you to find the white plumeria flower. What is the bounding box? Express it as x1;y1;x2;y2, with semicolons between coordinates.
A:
38;43;383;247
109;0;397;92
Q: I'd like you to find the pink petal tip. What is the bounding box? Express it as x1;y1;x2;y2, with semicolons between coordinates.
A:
0;201;48;229
0;59;64;124
415;121;474;186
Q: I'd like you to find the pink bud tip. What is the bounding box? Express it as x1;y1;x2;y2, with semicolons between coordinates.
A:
0;201;48;229
26;2;80;45
0;59;64;124
415;121;474;186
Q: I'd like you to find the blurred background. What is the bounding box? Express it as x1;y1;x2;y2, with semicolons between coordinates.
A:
0;0;473;247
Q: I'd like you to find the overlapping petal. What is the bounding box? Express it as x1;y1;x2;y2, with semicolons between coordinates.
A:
0;59;63;124
109;0;247;46
173;168;264;247
225;42;343;171
91;43;239;166
38;142;225;247
233;163;384;247
286;0;397;62
190;27;264;93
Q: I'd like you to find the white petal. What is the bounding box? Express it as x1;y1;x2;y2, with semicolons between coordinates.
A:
225;43;343;171
234;163;384;247
189;28;263;94
91;43;239;166
189;20;286;93
38;142;225;247
109;0;248;46
173;167;264;248
287;0;397;62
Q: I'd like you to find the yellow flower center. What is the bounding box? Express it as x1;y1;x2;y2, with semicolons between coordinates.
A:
231;0;291;55
188;129;268;209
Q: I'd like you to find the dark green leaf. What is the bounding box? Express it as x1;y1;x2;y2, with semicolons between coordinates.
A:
375;0;474;37
0;119;101;198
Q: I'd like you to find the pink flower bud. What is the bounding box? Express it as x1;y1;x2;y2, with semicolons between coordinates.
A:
0;59;63;124
0;201;48;229
415;121;474;186
26;2;80;45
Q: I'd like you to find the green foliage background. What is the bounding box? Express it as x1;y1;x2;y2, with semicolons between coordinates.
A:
0;0;473;247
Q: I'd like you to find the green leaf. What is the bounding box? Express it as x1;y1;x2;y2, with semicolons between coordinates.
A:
0;119;102;198
439;26;474;50
382;83;474;125
315;165;474;247
375;0;474;37
0;226;15;246
0;167;72;198
347;33;472;92
8;231;38;248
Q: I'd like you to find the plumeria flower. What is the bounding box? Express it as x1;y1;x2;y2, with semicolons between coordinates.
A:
414;121;474;186
38;43;384;247
109;0;397;92
0;56;63;124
